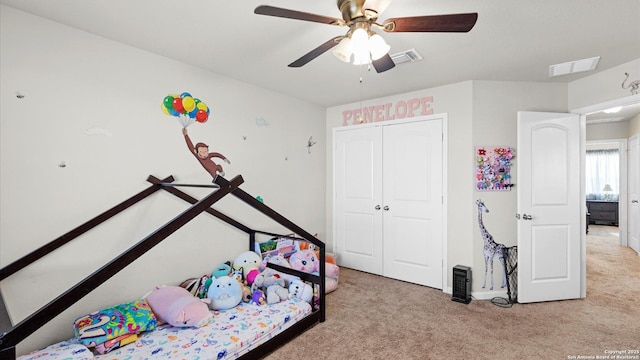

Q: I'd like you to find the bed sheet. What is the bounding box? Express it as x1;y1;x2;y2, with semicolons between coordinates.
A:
17;298;311;360
94;297;311;359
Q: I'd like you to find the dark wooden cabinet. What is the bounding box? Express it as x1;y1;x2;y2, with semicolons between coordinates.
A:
586;201;618;226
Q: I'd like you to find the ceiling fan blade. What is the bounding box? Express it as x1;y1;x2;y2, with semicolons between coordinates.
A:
372;53;396;73
255;5;344;26
383;13;478;33
289;36;342;68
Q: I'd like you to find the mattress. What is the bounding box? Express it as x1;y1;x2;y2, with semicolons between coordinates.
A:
18;298;312;360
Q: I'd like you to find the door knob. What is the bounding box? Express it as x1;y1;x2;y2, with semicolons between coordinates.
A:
522;214;533;220
375;205;381;210
383;205;390;211
633;200;639;204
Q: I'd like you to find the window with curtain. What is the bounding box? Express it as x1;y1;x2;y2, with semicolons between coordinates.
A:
585;149;619;201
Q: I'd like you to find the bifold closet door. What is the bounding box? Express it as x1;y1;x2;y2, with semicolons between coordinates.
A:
382;120;443;288
334;126;384;275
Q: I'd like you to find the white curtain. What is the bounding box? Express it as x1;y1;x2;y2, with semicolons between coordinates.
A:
585;149;619;201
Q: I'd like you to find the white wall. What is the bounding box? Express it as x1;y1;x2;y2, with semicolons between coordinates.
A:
0;6;326;354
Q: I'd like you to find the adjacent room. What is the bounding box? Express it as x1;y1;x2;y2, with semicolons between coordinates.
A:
1;1;639;359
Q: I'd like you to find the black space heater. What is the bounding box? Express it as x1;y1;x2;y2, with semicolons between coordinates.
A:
452;265;472;304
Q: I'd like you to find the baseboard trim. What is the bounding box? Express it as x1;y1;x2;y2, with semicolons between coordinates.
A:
472;289;509;300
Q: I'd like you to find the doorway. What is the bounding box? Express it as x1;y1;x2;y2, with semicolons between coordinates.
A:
576;94;640;248
585;139;627;246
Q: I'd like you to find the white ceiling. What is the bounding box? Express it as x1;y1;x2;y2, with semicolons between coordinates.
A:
1;0;639;110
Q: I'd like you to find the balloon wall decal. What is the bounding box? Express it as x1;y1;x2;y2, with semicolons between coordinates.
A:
161;92;210;127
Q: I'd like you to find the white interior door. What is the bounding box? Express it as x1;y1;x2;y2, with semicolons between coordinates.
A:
628;134;640;255
382;119;443;288
517;111;583;303
334;126;383;274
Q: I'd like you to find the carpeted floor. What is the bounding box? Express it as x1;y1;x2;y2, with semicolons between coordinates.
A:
264;225;640;360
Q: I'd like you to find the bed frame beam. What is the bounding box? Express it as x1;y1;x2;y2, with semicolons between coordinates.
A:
0;176;175;282
146;175;252;233
216;176;326;322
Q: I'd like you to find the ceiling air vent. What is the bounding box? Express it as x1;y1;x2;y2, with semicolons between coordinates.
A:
390;48;424;65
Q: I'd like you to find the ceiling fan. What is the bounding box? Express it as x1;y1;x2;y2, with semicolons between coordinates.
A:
254;0;478;73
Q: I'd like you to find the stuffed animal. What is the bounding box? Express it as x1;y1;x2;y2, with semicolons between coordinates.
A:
201;261;233;296
145;286;212;328
298;240;321;261
325;262;340;293
212;261;233;278
233;251;262;278
207;275;243;310
251;268;289;305
231;268;252;302
251;289;266;306
290;249;340;293
288;249;319;273
260;254;297;286
288;280;314;304
179;274;209;299
246;268;260;286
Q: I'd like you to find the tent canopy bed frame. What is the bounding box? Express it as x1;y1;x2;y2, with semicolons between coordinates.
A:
0;174;326;360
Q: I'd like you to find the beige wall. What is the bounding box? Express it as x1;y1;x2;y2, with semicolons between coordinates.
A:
325;81;475;287
325;80;568;297
569;59;640;110
0;5;326;354
471;81;567;293
629;113;640;136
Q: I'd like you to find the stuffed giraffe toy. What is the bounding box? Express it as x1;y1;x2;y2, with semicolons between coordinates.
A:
476;199;507;290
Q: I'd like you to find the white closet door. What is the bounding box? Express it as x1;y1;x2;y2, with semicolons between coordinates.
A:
334;126;384;274
382;119;443;288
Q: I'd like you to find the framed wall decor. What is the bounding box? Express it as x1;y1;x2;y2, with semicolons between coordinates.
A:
475;146;514;191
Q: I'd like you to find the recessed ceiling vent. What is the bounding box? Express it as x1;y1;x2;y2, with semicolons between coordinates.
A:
390;48;424;65
548;56;600;77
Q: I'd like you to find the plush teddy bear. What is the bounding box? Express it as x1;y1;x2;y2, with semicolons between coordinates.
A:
288;279;314;304
145;286;212;328
251;268;289;305
207;275;243;310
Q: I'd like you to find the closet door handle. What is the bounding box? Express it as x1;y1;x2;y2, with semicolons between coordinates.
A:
632;200;639;204
383;206;390;211
375;205;381;210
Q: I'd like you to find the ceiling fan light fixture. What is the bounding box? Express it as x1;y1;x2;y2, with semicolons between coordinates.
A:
333;37;353;62
368;33;390;60
349;26;372;65
350;27;369;52
352;50;371;65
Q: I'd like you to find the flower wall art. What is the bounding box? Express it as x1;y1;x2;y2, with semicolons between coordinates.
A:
475;146;514;191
